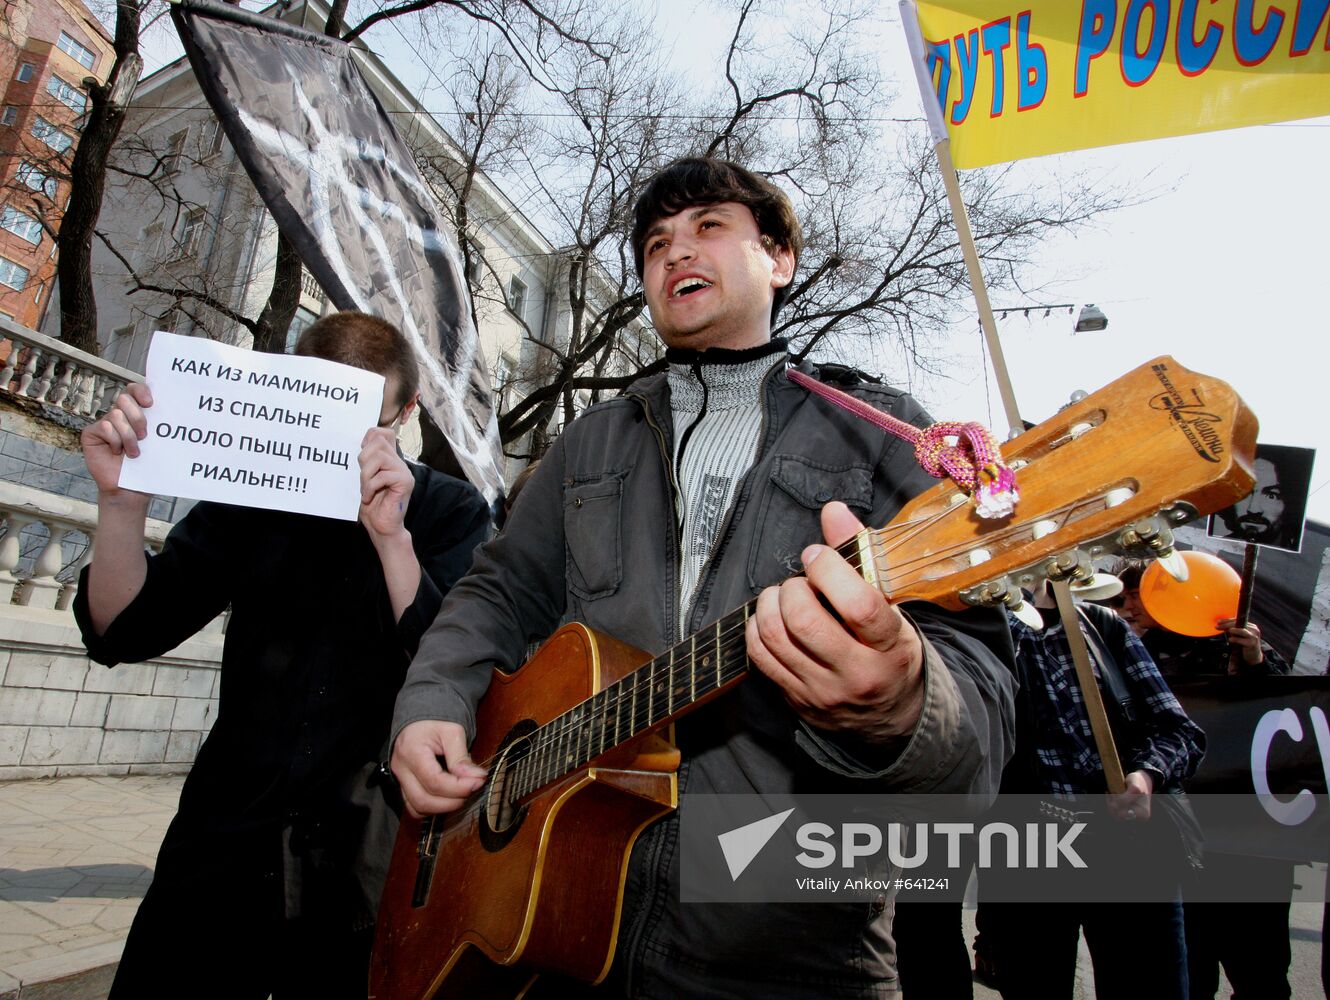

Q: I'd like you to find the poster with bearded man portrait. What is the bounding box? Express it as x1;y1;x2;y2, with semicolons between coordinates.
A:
1208;443;1316;553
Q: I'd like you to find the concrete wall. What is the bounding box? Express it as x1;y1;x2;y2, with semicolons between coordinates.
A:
0;606;222;781
1;400;178;521
0;387;211;781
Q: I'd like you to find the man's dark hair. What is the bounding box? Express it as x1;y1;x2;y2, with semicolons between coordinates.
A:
631;157;804;322
295;311;419;408
1112;558;1147;592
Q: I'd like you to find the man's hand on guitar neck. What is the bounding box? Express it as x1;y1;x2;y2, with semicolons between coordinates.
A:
746;501;925;744
392;720;487;817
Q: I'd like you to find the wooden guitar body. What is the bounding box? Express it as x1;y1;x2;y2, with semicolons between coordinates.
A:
370;624;681;1000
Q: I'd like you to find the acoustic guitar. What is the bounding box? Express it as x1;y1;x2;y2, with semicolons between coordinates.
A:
370;356;1256;999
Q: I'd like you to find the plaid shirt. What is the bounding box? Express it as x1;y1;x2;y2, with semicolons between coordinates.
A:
1005;606;1206;797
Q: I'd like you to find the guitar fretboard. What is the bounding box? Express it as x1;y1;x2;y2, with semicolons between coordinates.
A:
501;537;877;803
504;604;751;801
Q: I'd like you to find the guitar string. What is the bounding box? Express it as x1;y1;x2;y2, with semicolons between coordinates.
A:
423;625;751;833
501;628;756;801
469;490;1102;794
469;490;1097;784
428;505;972;823
465;509;961;786
863;487;1105;582
873;493;1100;591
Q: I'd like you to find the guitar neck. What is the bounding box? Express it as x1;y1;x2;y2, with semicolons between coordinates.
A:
504;540;887;802
505;601;758;801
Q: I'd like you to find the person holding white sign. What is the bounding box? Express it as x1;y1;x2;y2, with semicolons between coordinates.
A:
74;312;491;999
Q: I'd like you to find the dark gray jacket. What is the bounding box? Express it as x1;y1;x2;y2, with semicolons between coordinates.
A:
394;355;1016;998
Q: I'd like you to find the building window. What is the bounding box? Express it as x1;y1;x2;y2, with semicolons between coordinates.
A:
173;207;205;257
105;323;136;366
508;275;528;321
157;307;180;333
1;106;17;126
284;305;320;353
203;118;225;158
0;257;30;291
47;75;87;114
56;32;97;71
137;222;163;268
17;162;57;199
1;206;42;245
464;239;484;288
163;130;187;175
16;63;35;83
33;281;44;305
31;116;74;154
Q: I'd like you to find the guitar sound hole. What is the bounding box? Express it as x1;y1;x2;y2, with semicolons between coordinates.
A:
486;751;520;832
479;719;537;849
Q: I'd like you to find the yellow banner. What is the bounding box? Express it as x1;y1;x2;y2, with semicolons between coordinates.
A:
906;0;1330;168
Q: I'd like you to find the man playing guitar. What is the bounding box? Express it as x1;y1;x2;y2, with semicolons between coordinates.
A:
388;157;1017;998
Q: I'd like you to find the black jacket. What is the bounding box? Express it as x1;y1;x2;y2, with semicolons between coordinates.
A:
75;461;490;927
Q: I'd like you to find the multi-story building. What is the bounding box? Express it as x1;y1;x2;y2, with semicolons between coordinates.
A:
60;0;653;480
0;0;114;327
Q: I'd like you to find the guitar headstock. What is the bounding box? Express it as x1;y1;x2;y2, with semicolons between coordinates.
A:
864;357;1258;611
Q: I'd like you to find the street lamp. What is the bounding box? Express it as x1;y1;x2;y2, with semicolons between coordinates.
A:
1074;303;1109;333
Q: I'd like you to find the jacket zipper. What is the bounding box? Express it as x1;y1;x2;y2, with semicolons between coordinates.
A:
618;358;780;994
683;359;781;635
627;388;684;641
672;361;709;508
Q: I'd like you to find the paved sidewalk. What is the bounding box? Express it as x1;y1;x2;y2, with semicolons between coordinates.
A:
0;774;1322;998
0;775;183;998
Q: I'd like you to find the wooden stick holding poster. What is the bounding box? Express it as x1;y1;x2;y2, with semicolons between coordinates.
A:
117;331;385;521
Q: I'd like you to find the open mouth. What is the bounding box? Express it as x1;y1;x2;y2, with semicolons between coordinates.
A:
671;278;713;298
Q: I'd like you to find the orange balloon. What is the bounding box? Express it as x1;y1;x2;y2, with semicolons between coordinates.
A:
1139;551;1241;637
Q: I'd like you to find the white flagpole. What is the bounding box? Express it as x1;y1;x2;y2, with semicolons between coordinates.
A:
900;1;1023;435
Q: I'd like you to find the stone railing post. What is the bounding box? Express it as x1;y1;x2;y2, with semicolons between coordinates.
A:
0;315;140;419
0;511;34;601
0;482;173;610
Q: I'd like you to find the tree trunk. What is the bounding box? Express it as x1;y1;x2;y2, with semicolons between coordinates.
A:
251;231;302;353
56;1;141;356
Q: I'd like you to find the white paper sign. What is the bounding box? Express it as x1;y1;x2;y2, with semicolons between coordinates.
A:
119;332;385;521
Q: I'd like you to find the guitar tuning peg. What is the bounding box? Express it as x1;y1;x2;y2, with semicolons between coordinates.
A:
1069;572;1125;601
1042;549;1094;584
1116;516;1180;561
1008;599;1044;630
1155;550;1190;583
960;575;1025;613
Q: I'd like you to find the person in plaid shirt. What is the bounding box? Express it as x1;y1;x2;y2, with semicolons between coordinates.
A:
980;582;1205;1000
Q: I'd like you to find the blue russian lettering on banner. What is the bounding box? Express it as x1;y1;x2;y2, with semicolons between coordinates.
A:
1076;0;1119;97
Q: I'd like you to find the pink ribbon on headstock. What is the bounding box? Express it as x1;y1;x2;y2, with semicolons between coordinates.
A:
786;367;1018;519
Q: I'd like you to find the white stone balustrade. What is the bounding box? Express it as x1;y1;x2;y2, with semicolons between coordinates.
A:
300;268;327;305
0;481;172;610
0;481;223;780
0;319;225;780
0;315;139;420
